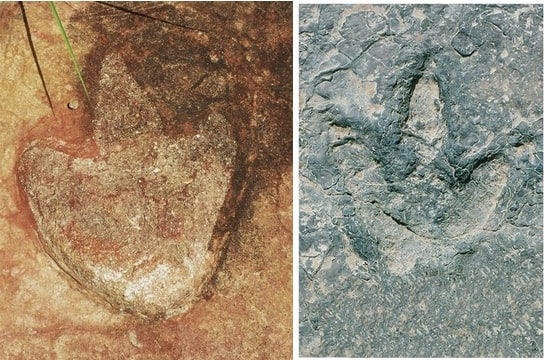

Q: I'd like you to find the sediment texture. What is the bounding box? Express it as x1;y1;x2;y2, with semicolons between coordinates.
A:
300;4;543;356
19;54;237;318
1;2;292;358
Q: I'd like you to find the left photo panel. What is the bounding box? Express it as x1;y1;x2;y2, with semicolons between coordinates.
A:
0;2;292;358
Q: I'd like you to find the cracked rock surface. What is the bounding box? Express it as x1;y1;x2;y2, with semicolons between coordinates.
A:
300;4;542;357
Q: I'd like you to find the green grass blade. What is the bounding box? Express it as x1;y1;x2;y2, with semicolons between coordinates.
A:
49;1;90;102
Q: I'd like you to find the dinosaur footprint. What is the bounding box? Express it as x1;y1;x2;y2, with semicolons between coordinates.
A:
344;59;508;274
383;73;508;239
18;54;237;318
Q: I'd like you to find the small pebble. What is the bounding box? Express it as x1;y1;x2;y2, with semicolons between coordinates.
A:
209;53;220;63
67;100;79;110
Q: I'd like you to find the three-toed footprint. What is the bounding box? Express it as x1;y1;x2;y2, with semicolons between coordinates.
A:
340;52;508;275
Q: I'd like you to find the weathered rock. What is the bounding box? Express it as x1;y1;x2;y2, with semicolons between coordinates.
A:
18;54;236;318
300;4;542;357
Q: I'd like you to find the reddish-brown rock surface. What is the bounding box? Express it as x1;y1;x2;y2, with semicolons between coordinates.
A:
19;53;237;318
1;2;291;358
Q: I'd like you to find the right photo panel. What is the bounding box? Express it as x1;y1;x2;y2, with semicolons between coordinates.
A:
299;4;543;357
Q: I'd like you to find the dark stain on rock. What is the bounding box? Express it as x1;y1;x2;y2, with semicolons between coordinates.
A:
81;3;291;235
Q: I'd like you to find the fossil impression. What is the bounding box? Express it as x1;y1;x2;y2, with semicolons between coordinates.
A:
18;54;237;318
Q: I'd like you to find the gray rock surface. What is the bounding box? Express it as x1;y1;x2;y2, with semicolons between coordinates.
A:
299;4;543;357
